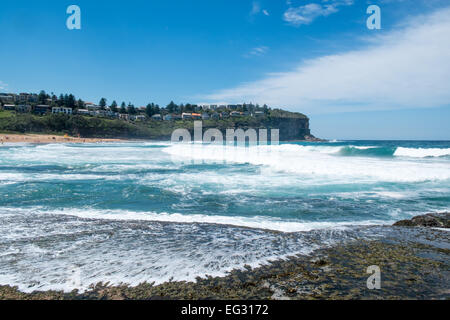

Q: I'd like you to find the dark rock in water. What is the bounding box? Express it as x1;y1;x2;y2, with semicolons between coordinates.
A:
393;212;449;228
303;135;325;142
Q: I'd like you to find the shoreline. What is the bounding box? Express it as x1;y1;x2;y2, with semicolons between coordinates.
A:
0;133;127;144
1;234;448;300
0;133;325;144
0;215;448;300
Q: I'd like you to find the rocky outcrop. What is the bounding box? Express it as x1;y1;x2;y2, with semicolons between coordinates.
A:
393;212;450;228
264;117;312;141
197;116;318;141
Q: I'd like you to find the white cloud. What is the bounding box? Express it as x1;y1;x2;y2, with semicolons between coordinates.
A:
284;0;354;26
263;9;270;16
0;81;8;91
201;8;450;114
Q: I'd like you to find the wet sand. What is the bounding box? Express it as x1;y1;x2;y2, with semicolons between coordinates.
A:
0;134;125;144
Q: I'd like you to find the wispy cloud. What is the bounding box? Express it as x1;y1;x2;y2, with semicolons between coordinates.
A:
202;8;450;114
245;46;269;57
250;1;261;15
0;81;8;91
250;1;270;18
284;0;354;26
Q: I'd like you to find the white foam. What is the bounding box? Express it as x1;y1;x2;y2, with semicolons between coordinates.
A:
394;147;450;158
37;207;388;233
163;144;450;183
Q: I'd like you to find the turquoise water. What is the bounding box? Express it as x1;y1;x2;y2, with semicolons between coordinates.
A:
0;140;449;291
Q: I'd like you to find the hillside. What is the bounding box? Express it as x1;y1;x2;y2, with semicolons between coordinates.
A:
0;110;316;141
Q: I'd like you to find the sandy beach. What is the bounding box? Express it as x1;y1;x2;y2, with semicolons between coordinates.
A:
0;134;125;144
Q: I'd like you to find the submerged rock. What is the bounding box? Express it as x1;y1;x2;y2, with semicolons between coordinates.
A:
393;212;450;228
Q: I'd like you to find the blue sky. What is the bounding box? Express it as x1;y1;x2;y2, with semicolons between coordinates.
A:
0;0;449;139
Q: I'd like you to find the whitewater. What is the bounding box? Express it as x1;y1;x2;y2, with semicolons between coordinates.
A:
0;140;449;292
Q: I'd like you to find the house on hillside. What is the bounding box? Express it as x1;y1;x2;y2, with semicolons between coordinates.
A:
191;113;201;120
2;104;16;111
182;113;192;120
17;93;37;104
151;114;162;120
85;102;101;111
76;109;90;115
211;112;220;120
0;95;15;104
201;113;210;120
17;105;31;113
34;105;51;115
52;107;73;115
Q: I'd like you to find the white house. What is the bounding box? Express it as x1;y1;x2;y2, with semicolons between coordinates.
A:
52;107;73;115
76;109;90;115
85;103;101;111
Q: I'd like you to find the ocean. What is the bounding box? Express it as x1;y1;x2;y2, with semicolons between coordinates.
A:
0;140;449;292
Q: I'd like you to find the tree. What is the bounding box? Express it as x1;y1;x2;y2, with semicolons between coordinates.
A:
38;90;48;104
127;103;136;115
145;103;155;117
166;101;177;113
120;102;127;114
99;98;107;109
110;100;118;113
77;99;84;109
58;94;64;107
67;94;76;109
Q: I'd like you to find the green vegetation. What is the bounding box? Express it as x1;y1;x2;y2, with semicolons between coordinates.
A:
0;109;310;140
0;89;311;139
0;111;153;138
